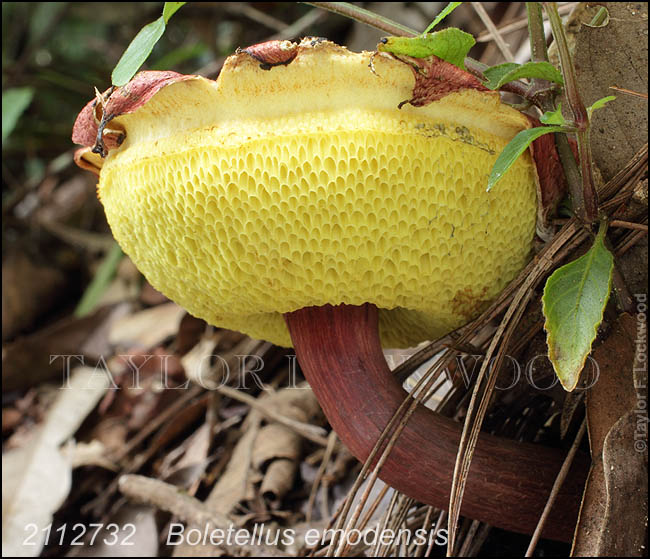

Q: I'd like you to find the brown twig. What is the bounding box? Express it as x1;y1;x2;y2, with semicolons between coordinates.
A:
357;482;391;533
609;220;648;232
447;260;540;554
118;474;283;557
269;8;327;40
215;384;330;446
476;3;577;42
306;430;338;522
303;2;418;37
471;2;516;61
609;85;648;99
615;226;648;256
525;419;588;556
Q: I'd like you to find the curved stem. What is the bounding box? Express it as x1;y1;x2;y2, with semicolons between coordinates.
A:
285;303;588;542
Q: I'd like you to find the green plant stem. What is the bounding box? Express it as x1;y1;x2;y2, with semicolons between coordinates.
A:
526;2;556;110
545;2;599;224
527;2;587;222
589;6;609;27
555;132;585;206
303;2;418;37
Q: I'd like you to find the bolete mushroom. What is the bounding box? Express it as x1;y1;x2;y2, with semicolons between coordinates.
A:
73;38;587;541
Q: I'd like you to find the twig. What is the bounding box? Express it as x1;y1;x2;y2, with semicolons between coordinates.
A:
390;495;414;557
370;490;401;557
599;143;647;200
306;431;338;522
37;218;116;253
447;269;538;555
392;332;458;383
554;219;648;232
195;7;327;77
471;2;516;61
616;227;648;256
82;386;206;517
463;522;493;557
222;2;288;32
119;474;283;557
457;520;482;557
413;506;435;557
215;384;329;446
303;2;418;37
116;384;204;461
357;483;391;532
269;8;327;40
525;419;587;556
609;220;648;232
609;85;648;99
476;3;577;42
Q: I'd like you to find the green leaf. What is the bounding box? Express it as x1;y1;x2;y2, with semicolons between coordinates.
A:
483;61;564;90
74;242;124;317
111;3;185;87
481;62;518;89
487;125;565;191
429;27;475;69
378;28;475;69
111;16;166;87
542;222;614;391
423;2;463;34
2;87;35;144
587;95;616;118
162;2;186;24
426;27;475;69
540;103;567;125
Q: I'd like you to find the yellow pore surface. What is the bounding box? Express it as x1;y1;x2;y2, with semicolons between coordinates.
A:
98;41;537;348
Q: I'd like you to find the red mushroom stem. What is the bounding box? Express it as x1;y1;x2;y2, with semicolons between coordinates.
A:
285;303;588;542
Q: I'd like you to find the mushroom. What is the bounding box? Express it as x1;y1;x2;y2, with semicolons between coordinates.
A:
73;38;587;541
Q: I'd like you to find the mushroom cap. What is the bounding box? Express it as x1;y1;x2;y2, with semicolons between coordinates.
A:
74;39;537;348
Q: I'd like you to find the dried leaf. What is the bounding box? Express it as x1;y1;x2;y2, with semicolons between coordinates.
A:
599;411;648;556
261;459;297;505
253;423;302;470
108;302;185;348
572;313;646;555
2;368;109;556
